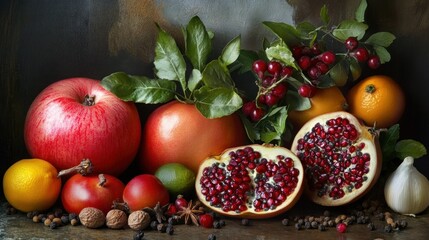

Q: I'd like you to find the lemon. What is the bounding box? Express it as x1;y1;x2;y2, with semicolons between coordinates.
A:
155;163;196;197
3;159;62;212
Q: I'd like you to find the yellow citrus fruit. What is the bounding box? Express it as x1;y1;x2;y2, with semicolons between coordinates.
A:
347;75;405;128
154;163;196;197
289;86;348;129
3;158;62;212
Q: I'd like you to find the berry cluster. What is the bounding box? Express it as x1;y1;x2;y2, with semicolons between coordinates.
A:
242;60;292;122
345;37;381;69
292;44;336;84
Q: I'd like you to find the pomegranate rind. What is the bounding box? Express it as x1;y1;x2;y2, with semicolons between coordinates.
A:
195;144;304;219
291;111;382;206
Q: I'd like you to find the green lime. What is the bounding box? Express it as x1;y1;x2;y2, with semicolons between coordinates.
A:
154;163;196;197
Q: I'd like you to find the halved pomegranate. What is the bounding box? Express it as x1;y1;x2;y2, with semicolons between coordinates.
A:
195;144;304;219
291;111;381;206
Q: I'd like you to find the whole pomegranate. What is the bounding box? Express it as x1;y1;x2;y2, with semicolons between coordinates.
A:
195;144;304;219
291;111;381;206
139;100;248;174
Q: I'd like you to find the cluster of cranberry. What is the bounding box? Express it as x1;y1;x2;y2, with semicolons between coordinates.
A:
241;36;381;122
241;60;291;122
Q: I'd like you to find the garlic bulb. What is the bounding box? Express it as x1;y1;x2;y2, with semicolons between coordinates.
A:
384;156;429;215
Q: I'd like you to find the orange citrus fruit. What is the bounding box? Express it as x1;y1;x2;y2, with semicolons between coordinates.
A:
289;86;348;128
3;158;62;212
346;75;405;128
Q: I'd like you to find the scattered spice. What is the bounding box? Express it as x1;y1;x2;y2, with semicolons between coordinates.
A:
176;200;204;226
143;201;169;223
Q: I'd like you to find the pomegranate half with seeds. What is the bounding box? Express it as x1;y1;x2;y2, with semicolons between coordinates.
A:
291;111;381;206
195;144;304;219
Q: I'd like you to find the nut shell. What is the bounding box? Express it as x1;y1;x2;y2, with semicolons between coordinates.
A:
79;207;106;229
106;209;128;229
128;210;150;230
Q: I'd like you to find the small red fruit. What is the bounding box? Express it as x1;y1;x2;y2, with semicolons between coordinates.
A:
267;61;282;75
353;47;369;62
321;51;336;65
250;108;266;122
175;195;189;210
336;222;347;233
252;59;267;76
123;174;170;211
345;37;359;51
199;213;214;228
367;55;381;69
298;84;317;98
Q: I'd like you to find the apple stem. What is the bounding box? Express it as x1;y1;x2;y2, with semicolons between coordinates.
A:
57;159;94;178
98;174;106;187
83;94;96;106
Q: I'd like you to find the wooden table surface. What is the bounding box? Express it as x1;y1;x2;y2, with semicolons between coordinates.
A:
2;197;428;240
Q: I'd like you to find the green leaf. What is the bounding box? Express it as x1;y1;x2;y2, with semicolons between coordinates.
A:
240;115;260;143
296;22;317;40
395;139;427;159
286;90;311;111
221;35;241;66
355;0;367;22
154;25;187;91
329;60;349;86
348;57;362;81
234;49;259;74
101;72;176;104
379;124;400;162
320;5;330;25
202;60;234;88
185;16;212;71
332;19;368;41
265;44;297;69
373;46;391;64
194;86;243;118
262;21;301;46
365;32;396;47
188;69;202;92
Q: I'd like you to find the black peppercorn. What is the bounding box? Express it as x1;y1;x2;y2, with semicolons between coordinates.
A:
166;225;174;235
281;218;289;226
133;230;144;240
208;233;216;240
367;222;376;231
241;218;250;226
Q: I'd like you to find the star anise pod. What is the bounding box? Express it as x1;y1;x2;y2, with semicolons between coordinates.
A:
143;202;169;223
176;200;204;226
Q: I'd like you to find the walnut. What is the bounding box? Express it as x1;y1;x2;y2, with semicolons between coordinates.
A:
128;210;151;230
106;209;128;229
79;207;105;229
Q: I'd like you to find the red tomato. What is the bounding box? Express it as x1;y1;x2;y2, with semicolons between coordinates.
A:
138;100;248;174
123;174;169;211
61;173;125;215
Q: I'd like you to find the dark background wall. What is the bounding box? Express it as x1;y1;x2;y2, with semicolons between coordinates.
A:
1;0;428;197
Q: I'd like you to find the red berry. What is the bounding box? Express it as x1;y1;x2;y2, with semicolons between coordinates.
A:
345;37;359;51
261;76;275;87
315;61;329;74
272;84;287;98
336;223;347;233
264;93;280;107
298;84;317;98
321;51;336;65
166;204;177;216
199;213;214;228
280;66;293;78
267;61;282;75
307;66;321;80
250;108;266;122
298;56;311;70
311;43;322;55
367;55;381;69
292;46;303;58
252;60;267;75
174;195;188;210
353;47;369;62
257;94;266;105
242;101;257;116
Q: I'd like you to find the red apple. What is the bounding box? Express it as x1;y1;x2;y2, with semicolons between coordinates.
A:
24;78;141;176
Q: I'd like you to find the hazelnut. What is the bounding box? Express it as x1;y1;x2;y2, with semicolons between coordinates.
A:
79;207;106;229
106;209;128;229
128;210;150;230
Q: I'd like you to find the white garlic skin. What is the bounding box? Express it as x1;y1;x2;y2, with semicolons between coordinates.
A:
384;156;429;215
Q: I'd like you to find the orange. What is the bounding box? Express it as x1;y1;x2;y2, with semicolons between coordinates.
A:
289;86;348;128
346;75;405;128
3;158;62;212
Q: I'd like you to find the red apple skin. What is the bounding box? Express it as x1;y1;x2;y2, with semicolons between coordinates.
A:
24;78;141;176
61;173;125;215
138;100;248;174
